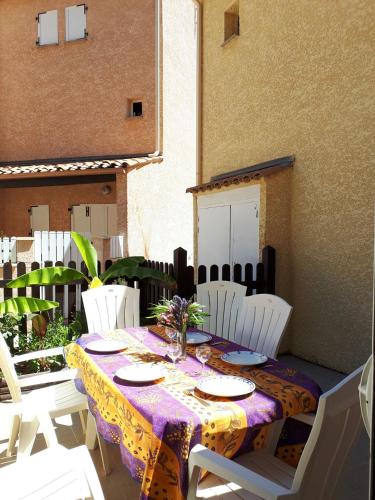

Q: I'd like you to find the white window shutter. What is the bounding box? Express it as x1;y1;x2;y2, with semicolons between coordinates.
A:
65;5;87;41
37;10;58;46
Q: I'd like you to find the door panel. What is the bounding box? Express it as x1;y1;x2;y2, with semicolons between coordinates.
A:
198;206;230;269
231;202;259;271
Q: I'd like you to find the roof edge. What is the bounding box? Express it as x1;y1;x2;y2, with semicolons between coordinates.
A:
186;155;294;194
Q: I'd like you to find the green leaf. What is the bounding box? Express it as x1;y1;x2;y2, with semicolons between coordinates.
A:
71;232;98;279
0;297;59;315
101;262;176;286
7;267;86;288
99;257;145;282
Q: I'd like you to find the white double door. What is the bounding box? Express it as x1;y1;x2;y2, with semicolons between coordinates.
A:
198;185;260;277
71;204;117;237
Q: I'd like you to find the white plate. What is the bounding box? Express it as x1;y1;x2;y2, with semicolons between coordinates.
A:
86;339;127;353
115;364;166;383
172;332;212;345
197;376;255;397
221;350;267;366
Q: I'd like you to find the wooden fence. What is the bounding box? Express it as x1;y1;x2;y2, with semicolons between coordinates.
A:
0;246;275;322
0;237;17;264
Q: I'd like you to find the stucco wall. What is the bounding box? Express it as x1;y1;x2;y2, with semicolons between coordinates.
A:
201;0;374;372
0;179;116;235
126;0;197;263
0;0;155;161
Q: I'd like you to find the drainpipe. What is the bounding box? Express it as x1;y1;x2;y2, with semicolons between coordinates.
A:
150;0;161;157
192;0;202;185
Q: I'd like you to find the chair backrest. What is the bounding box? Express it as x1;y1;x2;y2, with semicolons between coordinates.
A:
82;285;140;334
196;281;247;340
293;366;363;500
0;334;22;402
234;294;292;358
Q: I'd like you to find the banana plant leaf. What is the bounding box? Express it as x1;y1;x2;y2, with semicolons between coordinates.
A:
0;297;59;315
99;257;145;282
71;231;98;279
101;262;176;287
7;267;87;288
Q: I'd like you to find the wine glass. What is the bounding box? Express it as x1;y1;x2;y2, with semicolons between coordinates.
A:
166;343;182;368
196;345;211;375
165;328;176;343
135;327;148;344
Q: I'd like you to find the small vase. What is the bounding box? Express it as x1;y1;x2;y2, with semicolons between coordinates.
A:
177;324;187;360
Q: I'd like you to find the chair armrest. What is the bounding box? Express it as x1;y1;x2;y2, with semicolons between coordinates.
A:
13;347;65;364
291;412;315;426
19;368;79;388
188;444;290;500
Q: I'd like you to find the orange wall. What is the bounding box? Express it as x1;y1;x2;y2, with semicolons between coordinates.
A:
0;180;116;235
0;0;156;161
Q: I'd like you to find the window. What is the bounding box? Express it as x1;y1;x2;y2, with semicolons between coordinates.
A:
130;100;143;117
65;4;87;42
224;1;239;44
36;10;58;46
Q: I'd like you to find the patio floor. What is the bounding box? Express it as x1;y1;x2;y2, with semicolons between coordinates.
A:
0;355;369;500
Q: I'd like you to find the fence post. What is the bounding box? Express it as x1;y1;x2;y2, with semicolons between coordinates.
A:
173;247;188;298
262;246;276;294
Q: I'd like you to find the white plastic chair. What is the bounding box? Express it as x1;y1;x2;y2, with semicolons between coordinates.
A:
82;285;140;334
196;281;247;340
0;444;105;499
0;335;109;473
235;294;292;358
188;366;363;500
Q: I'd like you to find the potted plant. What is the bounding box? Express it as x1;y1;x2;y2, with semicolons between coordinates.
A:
148;295;208;358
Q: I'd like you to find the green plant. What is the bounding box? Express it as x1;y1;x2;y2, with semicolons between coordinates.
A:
7;232;176;291
0;313;24;355
148;295;209;331
18;312;85;373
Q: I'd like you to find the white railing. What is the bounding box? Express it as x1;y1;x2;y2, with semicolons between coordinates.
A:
0;237;17;264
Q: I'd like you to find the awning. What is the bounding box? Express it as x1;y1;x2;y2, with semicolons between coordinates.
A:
0;154;163;177
186;155;294;194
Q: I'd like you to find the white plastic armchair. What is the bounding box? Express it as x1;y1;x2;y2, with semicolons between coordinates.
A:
82;284;140;334
196;281;247;341
235;294;292;358
188;366;363;500
0;335;109;474
0;444;105;500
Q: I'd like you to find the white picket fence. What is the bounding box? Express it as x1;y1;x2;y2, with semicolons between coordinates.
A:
33;231;90;267
0;237;17;264
110;235;124;259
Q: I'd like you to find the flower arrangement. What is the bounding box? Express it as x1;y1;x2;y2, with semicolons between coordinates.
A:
148;296;208;357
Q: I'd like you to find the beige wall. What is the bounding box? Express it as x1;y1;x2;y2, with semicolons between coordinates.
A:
0;179;116;235
126;0;197;263
201;0;375;372
0;0;155;161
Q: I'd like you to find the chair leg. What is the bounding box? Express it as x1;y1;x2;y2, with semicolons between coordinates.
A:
264;418;286;454
17;415;40;461
6;414;21;457
85;410;98;450
98;433;111;476
79;409;87;434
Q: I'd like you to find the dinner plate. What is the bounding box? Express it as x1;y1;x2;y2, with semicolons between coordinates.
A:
172;331;212;345
86;339;127;353
220;350;267;366
197;376;255;397
115;364;166;383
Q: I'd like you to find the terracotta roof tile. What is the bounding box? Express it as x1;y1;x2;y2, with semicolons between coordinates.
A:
0;155;163;176
186;156;294;194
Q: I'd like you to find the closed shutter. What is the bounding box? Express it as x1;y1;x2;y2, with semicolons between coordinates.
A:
30;205;50;234
71;205;90;233
231;202;259;270
65;5;87;41
37;10;58;46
